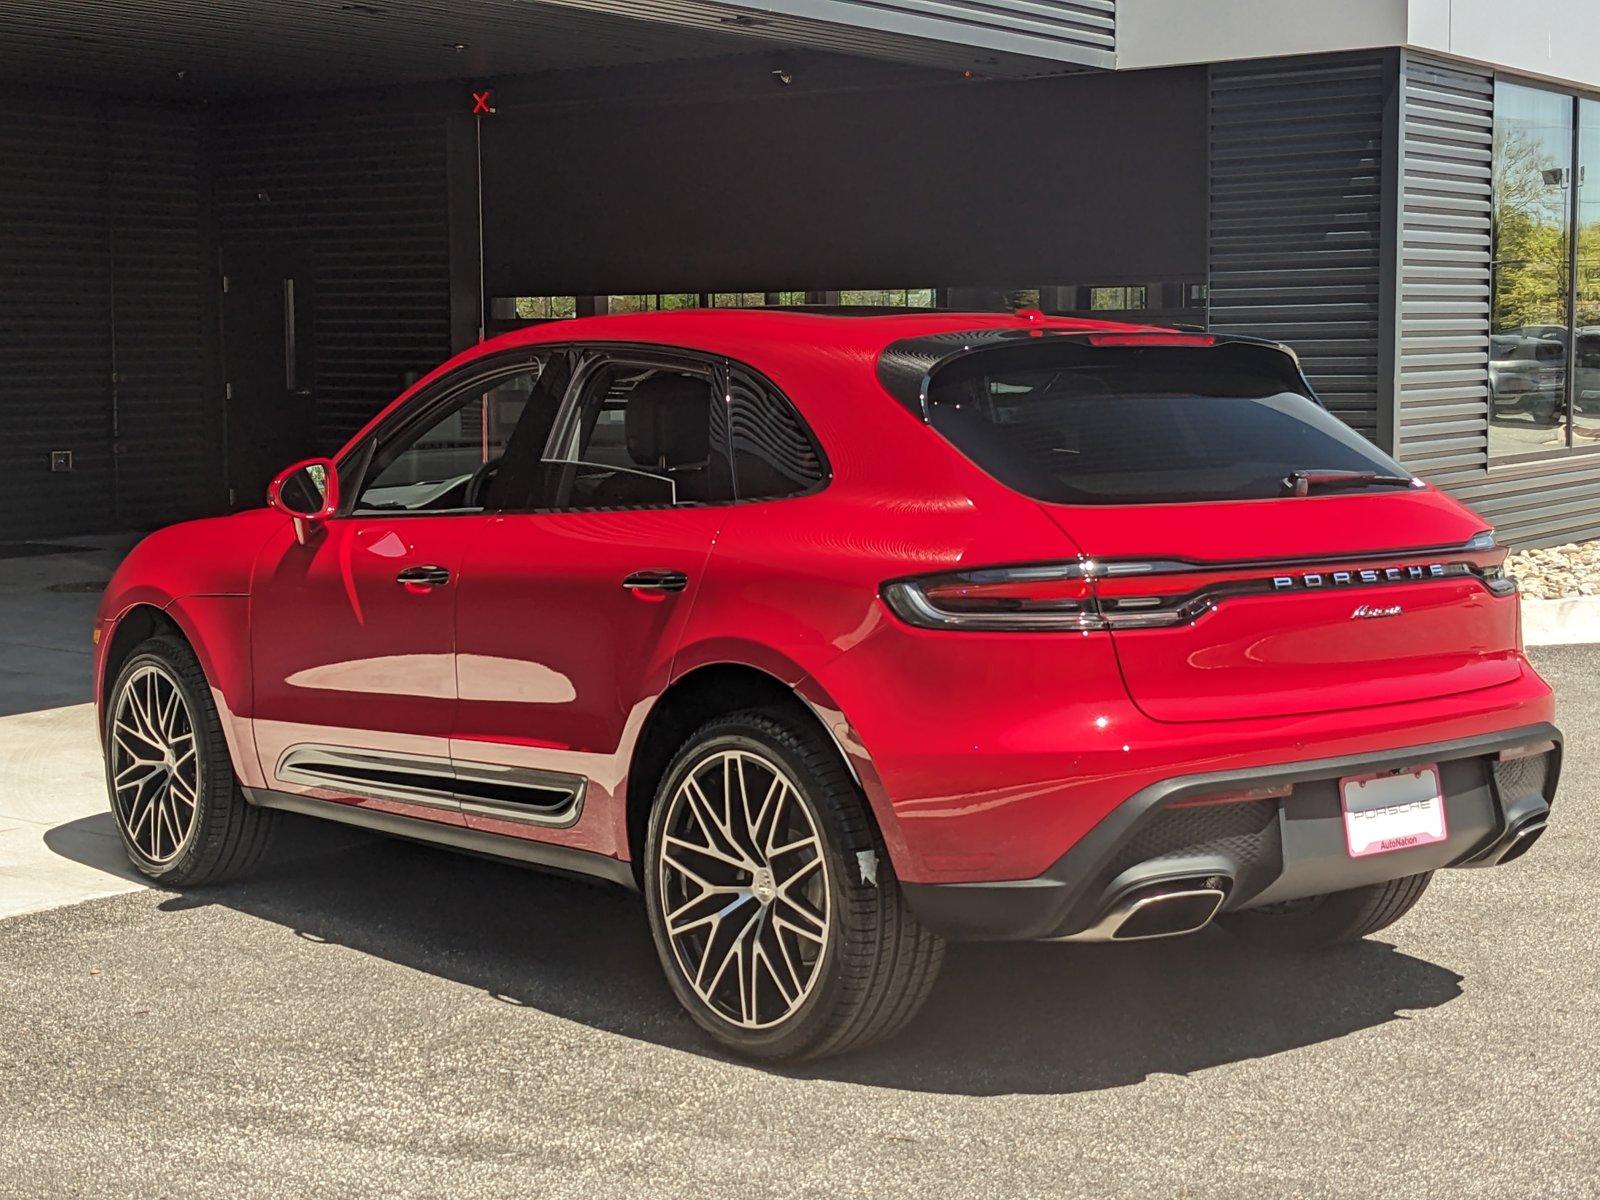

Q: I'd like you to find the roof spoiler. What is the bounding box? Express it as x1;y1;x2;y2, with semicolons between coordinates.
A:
876;328;1309;422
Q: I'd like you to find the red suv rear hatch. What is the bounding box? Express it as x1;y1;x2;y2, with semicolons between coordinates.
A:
1037;494;1520;722
907;332;1522;723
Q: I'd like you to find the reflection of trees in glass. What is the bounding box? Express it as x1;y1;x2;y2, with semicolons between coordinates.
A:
1089;286;1147;311
515;296;577;320
839;289;935;306
606;294;698;313
1577;105;1600;329
1492;124;1569;333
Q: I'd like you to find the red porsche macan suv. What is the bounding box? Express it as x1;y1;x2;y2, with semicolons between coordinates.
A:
95;309;1561;1060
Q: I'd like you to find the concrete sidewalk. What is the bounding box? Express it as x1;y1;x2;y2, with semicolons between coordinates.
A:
0;536;147;919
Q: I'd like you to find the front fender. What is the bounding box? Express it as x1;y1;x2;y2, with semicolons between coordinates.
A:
95;510;284;787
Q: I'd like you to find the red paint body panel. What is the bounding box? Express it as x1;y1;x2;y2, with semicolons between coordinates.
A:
91;309;1557;893
249;515;472;825
451;508;727;855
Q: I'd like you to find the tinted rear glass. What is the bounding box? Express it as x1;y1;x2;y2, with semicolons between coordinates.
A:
924;341;1408;505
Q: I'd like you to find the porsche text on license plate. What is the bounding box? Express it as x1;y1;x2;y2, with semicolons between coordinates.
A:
1340;766;1447;858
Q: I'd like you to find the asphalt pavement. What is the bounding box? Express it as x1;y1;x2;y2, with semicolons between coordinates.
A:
0;552;1595;1198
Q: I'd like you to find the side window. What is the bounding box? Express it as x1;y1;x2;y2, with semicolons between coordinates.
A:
728;371;826;500
543;362;733;510
354;356;559;514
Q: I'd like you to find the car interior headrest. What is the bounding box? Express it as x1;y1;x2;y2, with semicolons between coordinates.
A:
625;374;712;469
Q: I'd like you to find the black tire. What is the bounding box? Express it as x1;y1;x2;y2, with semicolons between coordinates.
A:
1216;872;1433;951
103;633;278;886
643;709;944;1061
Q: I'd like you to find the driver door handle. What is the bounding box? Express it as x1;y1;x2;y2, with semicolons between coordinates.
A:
396;565;451;589
622;569;689;593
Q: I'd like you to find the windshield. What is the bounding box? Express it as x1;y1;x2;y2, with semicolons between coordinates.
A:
924;341;1412;505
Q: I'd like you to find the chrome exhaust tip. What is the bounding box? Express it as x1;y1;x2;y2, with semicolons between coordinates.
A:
1496;815;1548;865
1057;876;1230;942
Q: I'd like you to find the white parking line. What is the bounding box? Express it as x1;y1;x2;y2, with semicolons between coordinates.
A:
0;703;146;921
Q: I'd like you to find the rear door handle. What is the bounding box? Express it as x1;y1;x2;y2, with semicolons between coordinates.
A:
622;569;689;593
396;565;451;589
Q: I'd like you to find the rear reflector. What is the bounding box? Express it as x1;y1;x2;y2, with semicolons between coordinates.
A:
1169;783;1293;809
1497;740;1557;762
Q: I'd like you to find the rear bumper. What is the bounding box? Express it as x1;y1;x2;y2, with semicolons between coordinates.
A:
900;722;1561;942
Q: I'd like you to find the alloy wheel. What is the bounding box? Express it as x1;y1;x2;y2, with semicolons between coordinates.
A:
657;748;831;1030
109;663;201;865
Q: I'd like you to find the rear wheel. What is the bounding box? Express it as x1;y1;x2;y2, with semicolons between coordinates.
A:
644;709;944;1061
1216;872;1433;951
104;634;277;885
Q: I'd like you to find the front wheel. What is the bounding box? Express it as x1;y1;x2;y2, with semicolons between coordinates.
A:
644;710;944;1061
1215;872;1433;951
104;634;277;885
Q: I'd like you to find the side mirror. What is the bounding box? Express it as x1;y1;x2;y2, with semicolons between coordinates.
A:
267;458;340;544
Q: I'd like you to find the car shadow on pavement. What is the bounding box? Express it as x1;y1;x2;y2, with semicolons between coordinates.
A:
45;813;1464;1097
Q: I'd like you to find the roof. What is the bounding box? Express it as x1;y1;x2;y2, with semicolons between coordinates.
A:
477;307;1168;360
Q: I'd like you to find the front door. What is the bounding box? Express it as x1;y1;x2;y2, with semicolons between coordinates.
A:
451;354;733;852
222;243;316;510
249;355;557;822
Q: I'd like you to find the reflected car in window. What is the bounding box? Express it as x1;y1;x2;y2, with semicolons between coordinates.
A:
1490;331;1566;426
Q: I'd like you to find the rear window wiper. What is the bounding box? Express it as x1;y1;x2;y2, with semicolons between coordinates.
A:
1281;469;1414;497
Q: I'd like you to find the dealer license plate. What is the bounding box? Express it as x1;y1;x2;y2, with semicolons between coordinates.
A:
1340;766;1448;858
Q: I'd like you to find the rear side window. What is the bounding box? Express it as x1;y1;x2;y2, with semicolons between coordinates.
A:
727;371;826;500
544;362;734;510
924;341;1408;505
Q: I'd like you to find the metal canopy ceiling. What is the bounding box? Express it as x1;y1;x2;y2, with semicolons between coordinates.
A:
0;0;1105;101
0;0;778;99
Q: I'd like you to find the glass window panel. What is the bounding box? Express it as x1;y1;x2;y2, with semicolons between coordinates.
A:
514;296;577;320
1491;82;1574;459
544;365;733;509
838;289;934;307
358;362;553;513
1573;99;1600;447
605;294;700;313
1089;286;1148;311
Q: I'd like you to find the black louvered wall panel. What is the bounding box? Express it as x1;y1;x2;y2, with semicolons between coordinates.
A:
108;104;220;529
213;108;452;451
0;94;115;539
1393;56;1494;481
1207;56;1390;439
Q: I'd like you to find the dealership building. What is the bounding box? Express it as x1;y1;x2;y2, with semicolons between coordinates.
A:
3;0;1599;546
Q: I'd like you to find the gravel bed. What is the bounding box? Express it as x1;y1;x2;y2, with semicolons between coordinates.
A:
1506;540;1600;599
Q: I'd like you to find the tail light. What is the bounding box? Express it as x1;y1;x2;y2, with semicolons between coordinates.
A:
882;563;1101;631
881;562;1193;632
882;537;1517;632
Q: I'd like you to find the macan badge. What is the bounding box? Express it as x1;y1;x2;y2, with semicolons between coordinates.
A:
1351;604;1404;619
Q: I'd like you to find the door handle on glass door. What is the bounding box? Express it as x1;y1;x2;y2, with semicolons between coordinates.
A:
622;569;689;593
396;565;451;589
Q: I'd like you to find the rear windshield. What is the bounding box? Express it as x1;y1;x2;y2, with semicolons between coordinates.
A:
924;341;1409;505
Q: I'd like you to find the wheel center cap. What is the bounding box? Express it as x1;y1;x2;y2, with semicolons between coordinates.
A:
751;867;777;904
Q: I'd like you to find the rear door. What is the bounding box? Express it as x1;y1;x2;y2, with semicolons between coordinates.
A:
449;350;731;847
921;335;1522;724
